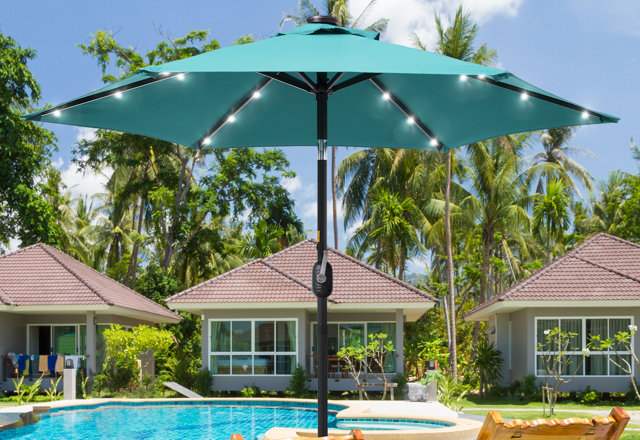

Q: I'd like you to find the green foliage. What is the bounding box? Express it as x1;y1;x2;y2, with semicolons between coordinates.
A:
288;365;311;398
44;375;63;400
579;386;599;404
193;369;213;397
391;373;409;400
241;384;261;398
166;347;198;389
437;374;471;411
0;32;61;248
12;374;43;405
79;371;90;399
475;339;503;397
419;369;443;386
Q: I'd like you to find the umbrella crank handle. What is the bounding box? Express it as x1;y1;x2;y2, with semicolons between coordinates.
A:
317;250;328;283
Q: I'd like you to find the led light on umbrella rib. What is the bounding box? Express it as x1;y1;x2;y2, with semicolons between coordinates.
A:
382;92;391;100
521;92;529;101
478;74;486;79
407;116;415;125
459;75;468;82
53;110;61;117
227;115;236;123
430;138;439;147
202;137;212;146
582;111;589;119
252;91;261;99
114;91;123;99
176;73;185;81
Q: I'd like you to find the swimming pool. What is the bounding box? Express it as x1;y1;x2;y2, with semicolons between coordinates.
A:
0;400;466;439
0;401;340;440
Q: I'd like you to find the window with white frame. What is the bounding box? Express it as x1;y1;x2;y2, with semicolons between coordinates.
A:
535;317;632;376
311;321;397;373
209;319;297;375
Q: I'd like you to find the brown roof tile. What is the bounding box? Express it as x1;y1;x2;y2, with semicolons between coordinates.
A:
466;233;640;316
166;239;436;304
0;244;180;321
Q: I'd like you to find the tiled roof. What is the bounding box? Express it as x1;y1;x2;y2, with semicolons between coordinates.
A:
0;243;180;321
166;239;436;304
466;233;640;316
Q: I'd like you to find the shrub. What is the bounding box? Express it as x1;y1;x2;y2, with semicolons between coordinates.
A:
522;374;539;400
288;365;310;398
475;339;503;398
391;373;408;400
579;386;599;404
437;374;470;412
193;369;213;397
241;384;261;398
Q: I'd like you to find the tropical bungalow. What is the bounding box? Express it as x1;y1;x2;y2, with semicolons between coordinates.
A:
165;239;437;391
0;243;181;390
465;233;640;392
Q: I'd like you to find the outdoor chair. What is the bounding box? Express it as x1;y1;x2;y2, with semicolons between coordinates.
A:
476;407;629;440
229;429;364;440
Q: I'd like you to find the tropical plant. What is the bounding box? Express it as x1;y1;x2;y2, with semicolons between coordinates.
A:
532;179;570;262
525;127;595;199
288;364;311;398
413;6;498;377
475;339;503;398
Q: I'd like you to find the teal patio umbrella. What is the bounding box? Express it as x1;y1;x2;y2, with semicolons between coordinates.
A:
25;16;617;435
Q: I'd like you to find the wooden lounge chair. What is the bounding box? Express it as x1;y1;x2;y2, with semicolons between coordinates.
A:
476;407;629;440
229;429;364;440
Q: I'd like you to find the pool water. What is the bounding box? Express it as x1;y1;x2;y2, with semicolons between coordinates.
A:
0;401;453;439
0;403;338;440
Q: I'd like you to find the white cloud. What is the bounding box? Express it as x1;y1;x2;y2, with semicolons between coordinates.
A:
348;0;523;47
75;127;97;143
346;218;363;237
301;198;344;221
282;176;302;193
56;158;111;200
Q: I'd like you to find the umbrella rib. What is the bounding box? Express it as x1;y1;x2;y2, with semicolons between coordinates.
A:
369;77;442;150
330;72;381;93
469;75;607;122
258;72;315;94
194;77;272;148
296;72;318;92
29;72;185;119
327;72;345;90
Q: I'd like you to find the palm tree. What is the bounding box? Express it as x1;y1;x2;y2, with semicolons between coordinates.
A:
533;179;570;262
282;0;388;250
414;6;497;377
347;188;427;279
525;127;595;200
461;134;531;305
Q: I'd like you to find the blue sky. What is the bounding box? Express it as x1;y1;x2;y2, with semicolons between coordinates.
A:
2;0;638;269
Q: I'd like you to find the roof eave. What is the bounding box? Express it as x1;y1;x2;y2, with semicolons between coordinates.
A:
464;299;640;322
0;304;181;323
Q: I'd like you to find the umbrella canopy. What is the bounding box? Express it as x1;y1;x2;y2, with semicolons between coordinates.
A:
26;22;616;151
25;17;617;436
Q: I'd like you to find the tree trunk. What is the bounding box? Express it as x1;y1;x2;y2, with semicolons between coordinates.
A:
332;145;338;250
474;231;492;351
444;151;458;378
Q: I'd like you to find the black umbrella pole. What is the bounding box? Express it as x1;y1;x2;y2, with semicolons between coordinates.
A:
316;87;329;436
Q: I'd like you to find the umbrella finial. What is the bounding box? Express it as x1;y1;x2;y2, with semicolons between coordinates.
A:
306;15;338;26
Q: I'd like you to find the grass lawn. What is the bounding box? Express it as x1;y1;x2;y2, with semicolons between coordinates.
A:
462;396;640;411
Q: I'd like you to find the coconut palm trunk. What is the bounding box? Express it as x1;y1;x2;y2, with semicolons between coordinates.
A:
444;150;458;377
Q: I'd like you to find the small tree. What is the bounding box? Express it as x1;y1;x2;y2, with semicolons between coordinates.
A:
590;324;640;400
537;327;588;415
103;324;174;388
337;332;395;400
